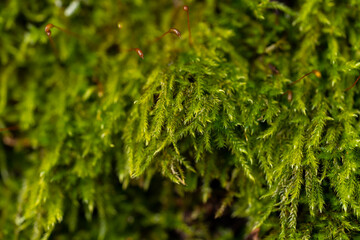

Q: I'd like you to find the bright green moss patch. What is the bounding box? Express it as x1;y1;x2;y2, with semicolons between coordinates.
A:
1;0;360;239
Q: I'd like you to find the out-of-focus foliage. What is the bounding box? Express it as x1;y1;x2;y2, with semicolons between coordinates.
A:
1;0;360;239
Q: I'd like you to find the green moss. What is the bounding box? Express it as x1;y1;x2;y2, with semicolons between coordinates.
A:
1;0;360;239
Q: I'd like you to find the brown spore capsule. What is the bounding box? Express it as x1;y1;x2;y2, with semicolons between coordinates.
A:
287;90;293;102
169;28;181;38
135;48;144;59
44;23;85;57
155;28;182;42
44;23;58;56
281;90;293;102
45;23;54;36
127;48;144;59
313;70;321;78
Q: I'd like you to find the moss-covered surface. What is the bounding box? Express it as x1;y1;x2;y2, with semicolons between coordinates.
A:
1;0;360;239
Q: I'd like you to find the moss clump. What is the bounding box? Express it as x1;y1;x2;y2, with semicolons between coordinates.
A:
1;0;360;239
